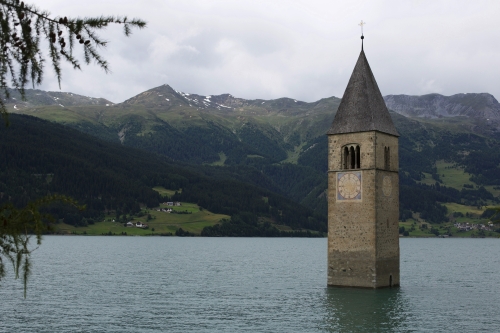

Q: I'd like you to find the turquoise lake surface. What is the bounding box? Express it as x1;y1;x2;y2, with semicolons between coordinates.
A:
1;237;499;332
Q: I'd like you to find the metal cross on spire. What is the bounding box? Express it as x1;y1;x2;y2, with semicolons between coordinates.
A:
358;20;366;50
359;20;366;35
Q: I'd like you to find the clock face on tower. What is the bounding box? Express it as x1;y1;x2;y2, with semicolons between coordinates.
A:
337;171;362;201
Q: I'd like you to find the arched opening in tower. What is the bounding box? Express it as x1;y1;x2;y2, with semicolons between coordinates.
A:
350;146;355;169
343;147;349;169
356;145;360;169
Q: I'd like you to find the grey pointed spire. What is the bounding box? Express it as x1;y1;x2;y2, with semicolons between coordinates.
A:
328;50;399;136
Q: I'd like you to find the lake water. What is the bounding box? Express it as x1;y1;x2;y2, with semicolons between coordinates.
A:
1;237;499;332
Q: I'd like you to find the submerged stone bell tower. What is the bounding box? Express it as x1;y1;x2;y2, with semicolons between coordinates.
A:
327;39;400;288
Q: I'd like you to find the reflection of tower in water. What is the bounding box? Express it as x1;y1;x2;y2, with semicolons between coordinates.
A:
320;287;410;332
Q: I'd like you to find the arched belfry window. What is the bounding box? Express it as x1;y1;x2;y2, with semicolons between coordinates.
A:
384;147;390;170
342;144;361;170
349;146;355;169
343;147;349;169
356;145;360;169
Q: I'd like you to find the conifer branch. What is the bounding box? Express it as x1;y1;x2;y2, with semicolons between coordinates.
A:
0;0;146;124
0;194;84;297
0;0;145;297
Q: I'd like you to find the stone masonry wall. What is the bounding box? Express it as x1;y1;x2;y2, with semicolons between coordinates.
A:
327;131;400;288
374;133;400;287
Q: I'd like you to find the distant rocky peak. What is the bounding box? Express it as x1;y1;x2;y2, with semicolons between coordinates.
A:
174;91;238;110
384;93;500;120
120;84;321;112
122;84;182;105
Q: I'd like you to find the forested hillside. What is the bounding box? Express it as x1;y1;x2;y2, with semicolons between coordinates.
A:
8;86;500;227
0;115;325;233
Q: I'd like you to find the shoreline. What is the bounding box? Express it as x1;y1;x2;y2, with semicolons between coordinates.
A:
43;233;500;238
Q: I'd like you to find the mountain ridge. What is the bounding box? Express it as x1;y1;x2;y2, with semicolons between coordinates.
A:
8;85;500;124
5;85;500;228
2;88;113;110
384;93;500;120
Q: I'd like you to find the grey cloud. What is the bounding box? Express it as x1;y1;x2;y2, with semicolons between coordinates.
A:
35;0;500;104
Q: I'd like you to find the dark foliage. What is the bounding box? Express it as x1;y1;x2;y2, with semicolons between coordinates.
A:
171;179;327;232
201;214;325;237
236;122;288;162
297;135;328;173
175;228;194;237
119;118;285;165
0;114;325;231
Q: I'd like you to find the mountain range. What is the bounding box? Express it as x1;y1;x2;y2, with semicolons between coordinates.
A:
384;93;500;120
5;85;500;229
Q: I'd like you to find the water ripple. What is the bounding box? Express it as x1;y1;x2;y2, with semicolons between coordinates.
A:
1;237;499;332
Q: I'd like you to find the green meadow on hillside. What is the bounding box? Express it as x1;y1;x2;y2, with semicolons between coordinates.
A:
398;199;500;238
54;187;228;235
419;160;475;188
152;186;180;197
56;201;229;236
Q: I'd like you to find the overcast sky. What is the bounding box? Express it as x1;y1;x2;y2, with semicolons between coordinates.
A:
34;0;500;103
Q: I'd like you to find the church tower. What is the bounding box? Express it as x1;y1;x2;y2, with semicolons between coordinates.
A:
327;42;400;288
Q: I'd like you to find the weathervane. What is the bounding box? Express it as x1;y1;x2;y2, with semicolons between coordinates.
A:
359;20;366;50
